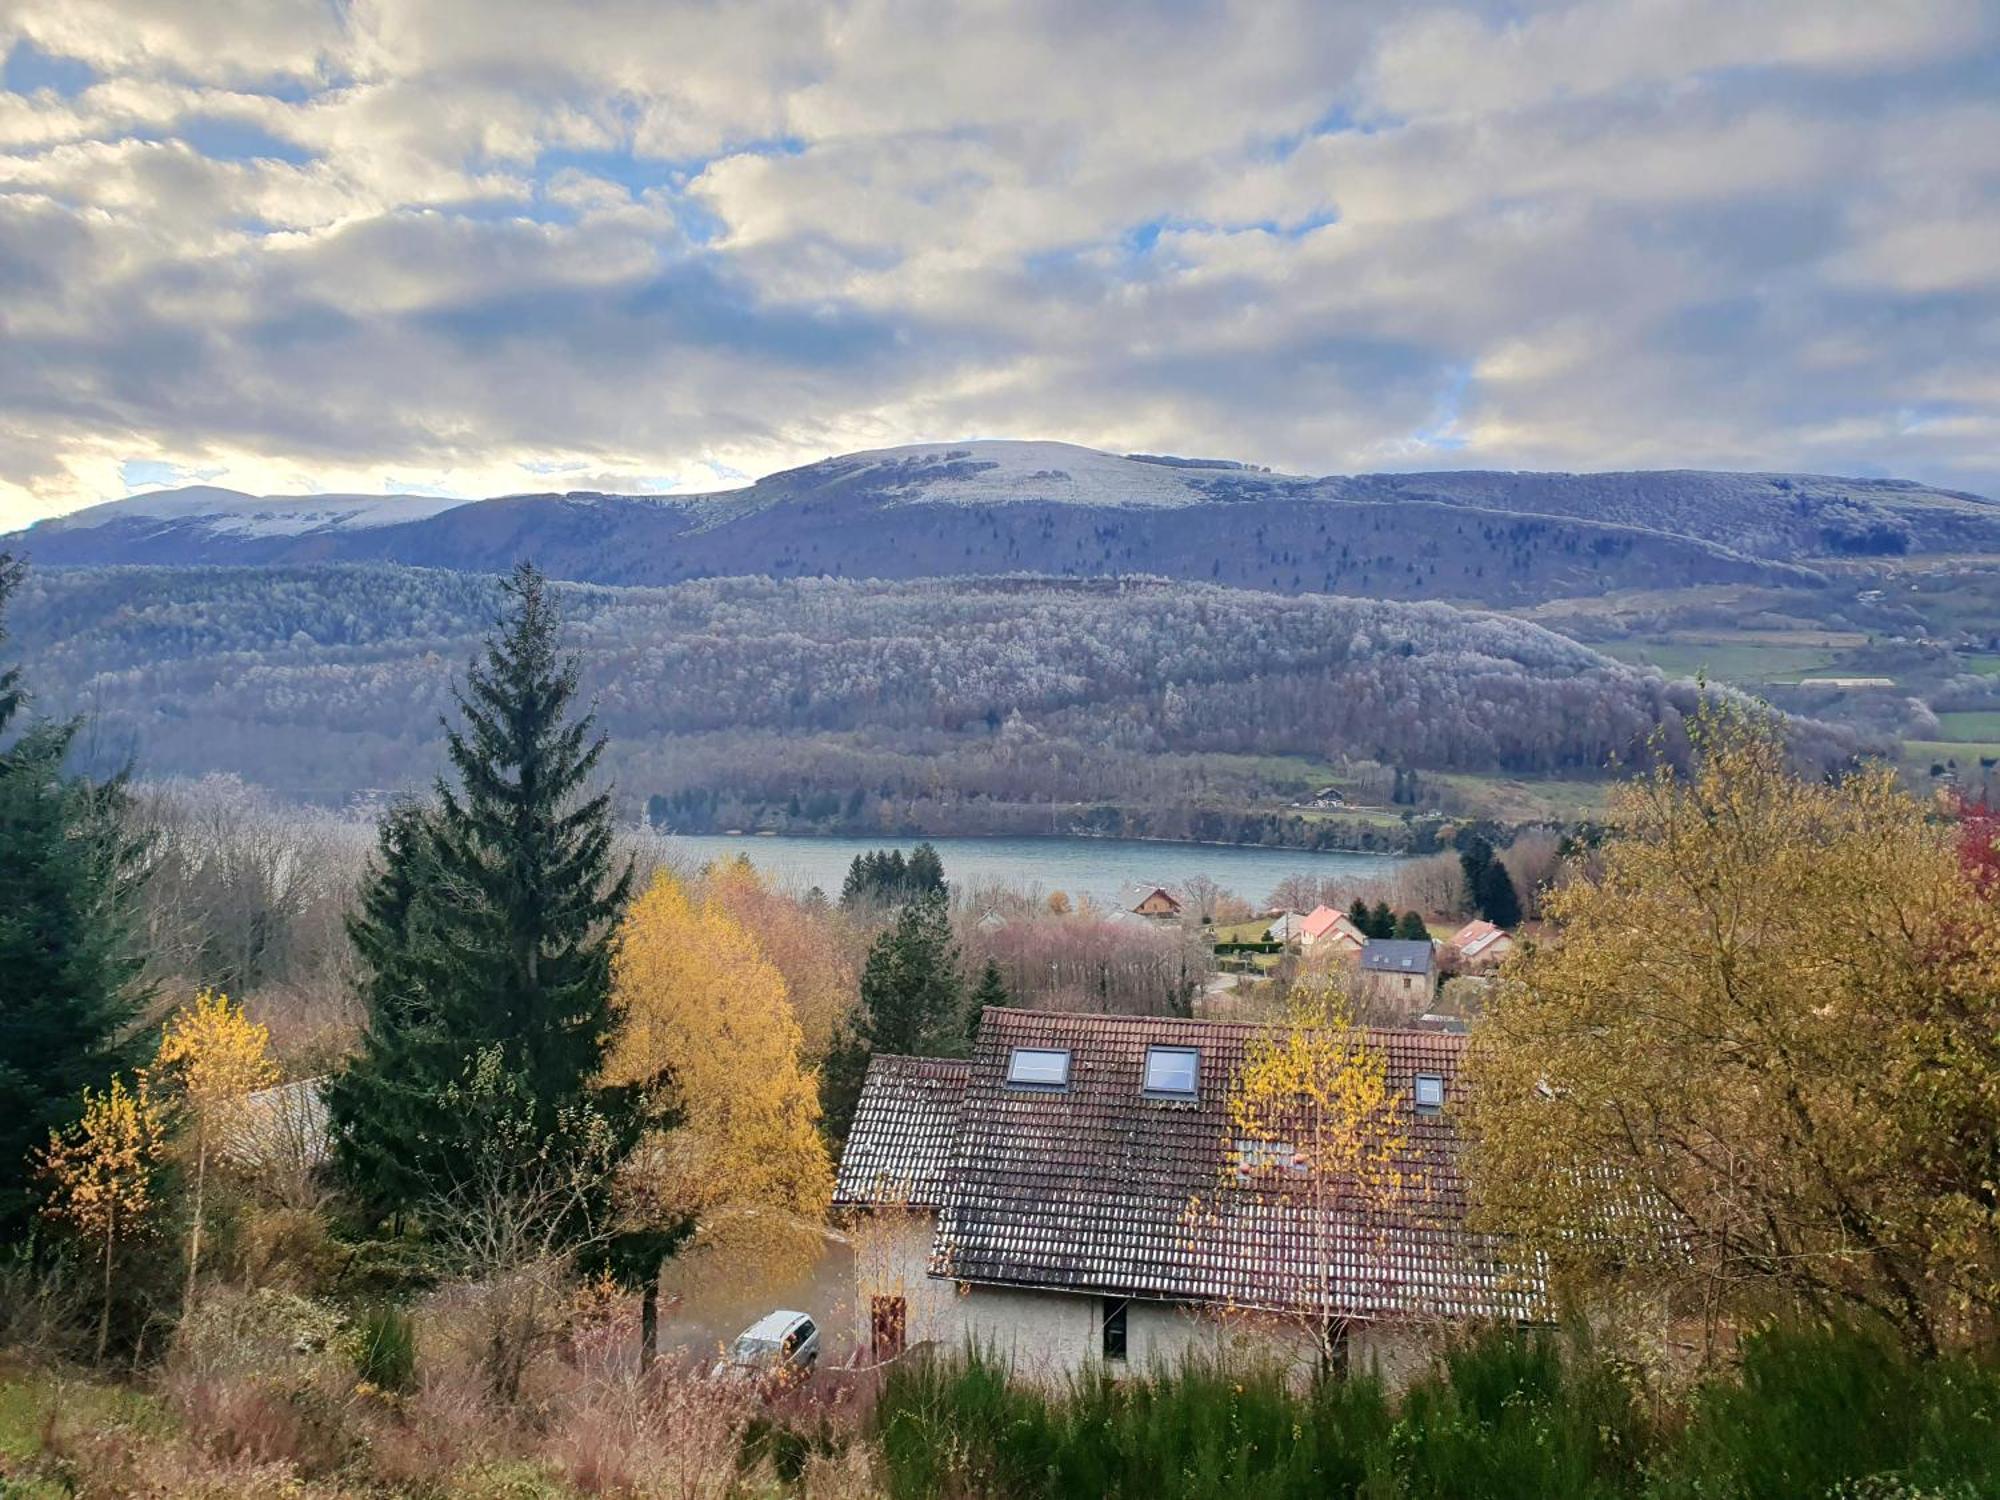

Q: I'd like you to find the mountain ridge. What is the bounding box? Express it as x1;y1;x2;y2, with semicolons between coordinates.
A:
12;440;1995;608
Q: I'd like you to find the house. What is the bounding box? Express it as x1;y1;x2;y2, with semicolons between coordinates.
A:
1298;904;1365;954
1264;911;1306;945
833;1007;1540;1384
1356;939;1437;1005
1447;919;1515;969
1119;884;1183;921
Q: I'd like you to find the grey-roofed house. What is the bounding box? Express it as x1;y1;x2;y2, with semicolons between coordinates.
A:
1357;938;1438;1008
834;1007;1540;1382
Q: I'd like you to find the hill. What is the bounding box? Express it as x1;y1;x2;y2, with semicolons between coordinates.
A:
15;441;1989;606
0;565;1838;842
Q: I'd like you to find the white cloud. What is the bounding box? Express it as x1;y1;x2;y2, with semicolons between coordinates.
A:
0;0;1996;529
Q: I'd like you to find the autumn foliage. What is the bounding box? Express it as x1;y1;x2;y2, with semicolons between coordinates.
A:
1467;705;2000;1354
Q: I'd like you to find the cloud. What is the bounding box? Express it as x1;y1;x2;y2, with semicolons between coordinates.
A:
0;0;1997;526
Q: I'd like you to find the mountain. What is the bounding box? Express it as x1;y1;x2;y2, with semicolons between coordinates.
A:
13;440;1991;606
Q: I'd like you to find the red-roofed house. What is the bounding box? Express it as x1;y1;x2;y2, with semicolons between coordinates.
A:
1448;919;1515;969
1298;904;1365;955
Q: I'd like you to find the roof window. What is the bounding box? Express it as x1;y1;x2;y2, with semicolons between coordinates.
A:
1414;1073;1446;1114
1006;1047;1071;1090
1143;1045;1199;1098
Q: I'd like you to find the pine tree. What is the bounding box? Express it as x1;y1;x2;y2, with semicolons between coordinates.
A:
1370;900;1395;939
1459;836;1495;915
1347;897;1372;935
821;890;966;1142
1394;910;1429;941
906;842;946;896
1476;859;1523;928
0;555;148;1237
969;957;1009;1040
328;564;633;1222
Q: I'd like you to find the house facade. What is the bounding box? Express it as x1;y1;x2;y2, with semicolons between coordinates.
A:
1356;938;1437;1006
1120;884;1184;921
1448;919;1515;969
1298;904;1365;954
834;1008;1539;1384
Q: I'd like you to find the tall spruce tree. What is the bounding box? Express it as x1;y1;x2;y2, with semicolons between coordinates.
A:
820;889;966;1143
0;555;148;1236
328;564;632;1222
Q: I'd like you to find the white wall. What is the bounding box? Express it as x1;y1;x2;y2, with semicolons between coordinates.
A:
850;1211;1438;1387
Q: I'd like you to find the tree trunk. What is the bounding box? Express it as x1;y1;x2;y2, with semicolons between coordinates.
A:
640;1281;659;1373
183;1133;208;1312
96;1220;114;1365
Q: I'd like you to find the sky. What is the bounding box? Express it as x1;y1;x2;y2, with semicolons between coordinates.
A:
2;0;1998;528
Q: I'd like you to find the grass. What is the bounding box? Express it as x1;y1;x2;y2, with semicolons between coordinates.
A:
1935;711;2000;740
1430;772;1612;824
1903;740;2000;768
1209;918;1276;943
1598;640;1847;685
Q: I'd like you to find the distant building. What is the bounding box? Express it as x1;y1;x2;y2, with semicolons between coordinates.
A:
1264;911;1306;944
834;1008;1539;1383
1357;938;1437;1005
1447;919;1515;969
1298;904;1365;954
1120;884;1183;921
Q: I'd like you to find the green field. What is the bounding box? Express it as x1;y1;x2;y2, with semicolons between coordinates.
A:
1936;712;2000;740
1598;641;1845;685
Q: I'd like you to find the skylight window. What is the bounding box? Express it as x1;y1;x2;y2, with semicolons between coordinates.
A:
1143;1045;1199;1098
1006;1047;1071;1090
1414;1073;1446;1114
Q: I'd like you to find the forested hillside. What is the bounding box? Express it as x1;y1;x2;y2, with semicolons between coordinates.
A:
4;565;1835;839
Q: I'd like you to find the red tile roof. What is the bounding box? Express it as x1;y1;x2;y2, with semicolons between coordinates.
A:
837;1007;1544;1323
832;1054;971;1209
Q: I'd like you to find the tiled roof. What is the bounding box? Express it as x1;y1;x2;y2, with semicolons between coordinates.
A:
832;1054;971;1209
1299;905;1350;939
1450;920;1510;958
926;1008;1542;1323
1359;938;1437;974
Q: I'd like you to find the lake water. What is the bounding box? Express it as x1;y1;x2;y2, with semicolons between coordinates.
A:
654;833;1401;908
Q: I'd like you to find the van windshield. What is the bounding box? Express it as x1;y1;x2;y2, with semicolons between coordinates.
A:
730;1335;778;1360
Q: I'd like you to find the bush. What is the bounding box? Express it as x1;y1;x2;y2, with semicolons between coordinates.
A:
1648;1322;2000;1500
352;1303;417;1395
874;1325;2000;1500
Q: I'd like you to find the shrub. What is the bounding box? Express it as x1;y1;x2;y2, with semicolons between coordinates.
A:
352;1303;417;1395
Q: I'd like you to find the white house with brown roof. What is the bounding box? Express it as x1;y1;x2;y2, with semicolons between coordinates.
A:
833;1007;1540;1384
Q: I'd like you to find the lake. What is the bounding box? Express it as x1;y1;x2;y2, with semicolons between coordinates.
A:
653;833;1401;908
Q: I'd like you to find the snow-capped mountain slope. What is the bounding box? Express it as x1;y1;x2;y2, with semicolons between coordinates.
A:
48;486;473;538
8;441;1996;608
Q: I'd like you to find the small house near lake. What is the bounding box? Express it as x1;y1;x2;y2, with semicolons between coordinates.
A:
1119;883;1184;921
1447;919;1515;969
1357;938;1438;1006
1298;904;1365;954
833;1007;1539;1384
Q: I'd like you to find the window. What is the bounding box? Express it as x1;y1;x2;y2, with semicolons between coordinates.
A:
870;1296;907;1360
1143;1045;1199;1098
1006;1047;1072;1089
1414;1073;1446;1114
1102;1298;1128;1361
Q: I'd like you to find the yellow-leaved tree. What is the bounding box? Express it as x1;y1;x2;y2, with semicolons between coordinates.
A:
600;872;833;1350
41;1075;166;1362
1218;976;1409;1366
1465;704;2000;1356
703;856;858;1061
152;989;278;1308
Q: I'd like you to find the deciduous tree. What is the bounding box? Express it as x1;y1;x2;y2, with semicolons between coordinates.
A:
1466;705;2000;1355
40;1075;165;1362
153;989;278;1306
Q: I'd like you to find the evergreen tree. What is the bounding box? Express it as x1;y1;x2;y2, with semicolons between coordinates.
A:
1370;900;1396;939
1347;897;1372;934
1476;859;1523;928
906;841;946;897
0;555;148;1236
969;957;1009;1029
821;890;965;1141
1459;836;1496;914
328;564;632;1221
1394;910;1430;941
